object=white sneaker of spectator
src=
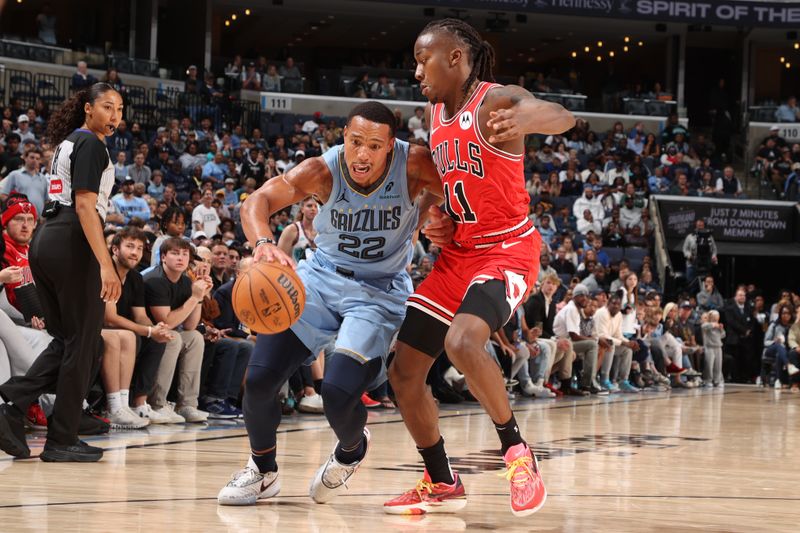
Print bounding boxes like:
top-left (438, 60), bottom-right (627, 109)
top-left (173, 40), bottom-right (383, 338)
top-left (106, 407), bottom-right (149, 429)
top-left (787, 364), bottom-right (800, 377)
top-left (133, 403), bottom-right (174, 424)
top-left (774, 378), bottom-right (782, 389)
top-left (443, 366), bottom-right (465, 389)
top-left (176, 405), bottom-right (209, 423)
top-left (297, 393), bottom-right (324, 414)
top-left (152, 403), bottom-right (186, 423)
top-left (522, 381), bottom-right (556, 398)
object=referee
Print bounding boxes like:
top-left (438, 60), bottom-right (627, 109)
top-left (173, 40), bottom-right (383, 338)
top-left (0, 83), bottom-right (122, 462)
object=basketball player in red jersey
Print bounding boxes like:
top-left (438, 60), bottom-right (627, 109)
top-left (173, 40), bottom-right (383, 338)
top-left (384, 19), bottom-right (575, 517)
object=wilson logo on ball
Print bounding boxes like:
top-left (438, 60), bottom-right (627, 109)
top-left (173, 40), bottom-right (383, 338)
top-left (232, 262), bottom-right (306, 334)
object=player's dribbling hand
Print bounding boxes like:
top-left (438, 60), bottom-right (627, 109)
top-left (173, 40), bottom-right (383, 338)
top-left (487, 109), bottom-right (523, 144)
top-left (421, 206), bottom-right (455, 247)
top-left (254, 242), bottom-right (296, 268)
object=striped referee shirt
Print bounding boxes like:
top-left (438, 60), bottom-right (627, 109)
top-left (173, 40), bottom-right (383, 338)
top-left (49, 129), bottom-right (115, 221)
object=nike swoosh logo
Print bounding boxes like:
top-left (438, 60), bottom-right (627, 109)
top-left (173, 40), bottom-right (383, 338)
top-left (501, 241), bottom-right (521, 249)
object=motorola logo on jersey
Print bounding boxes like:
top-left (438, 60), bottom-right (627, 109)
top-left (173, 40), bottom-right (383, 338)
top-left (431, 139), bottom-right (485, 179)
top-left (329, 205), bottom-right (402, 233)
top-left (459, 111), bottom-right (473, 130)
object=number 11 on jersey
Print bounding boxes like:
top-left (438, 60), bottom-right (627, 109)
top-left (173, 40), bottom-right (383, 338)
top-left (443, 181), bottom-right (477, 224)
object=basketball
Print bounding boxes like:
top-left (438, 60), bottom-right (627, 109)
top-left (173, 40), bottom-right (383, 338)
top-left (232, 261), bottom-right (305, 334)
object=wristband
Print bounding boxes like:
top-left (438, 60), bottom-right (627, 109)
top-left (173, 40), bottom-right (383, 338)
top-left (147, 326), bottom-right (152, 338)
top-left (255, 237), bottom-right (276, 248)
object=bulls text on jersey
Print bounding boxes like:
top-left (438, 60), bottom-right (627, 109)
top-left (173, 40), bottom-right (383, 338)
top-left (431, 139), bottom-right (484, 179)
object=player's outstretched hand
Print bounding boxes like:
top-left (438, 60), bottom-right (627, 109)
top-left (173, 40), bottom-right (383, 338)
top-left (487, 109), bottom-right (523, 144)
top-left (421, 206), bottom-right (455, 247)
top-left (254, 242), bottom-right (297, 268)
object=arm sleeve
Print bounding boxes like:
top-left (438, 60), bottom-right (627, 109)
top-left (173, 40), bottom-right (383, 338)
top-left (72, 138), bottom-right (108, 193)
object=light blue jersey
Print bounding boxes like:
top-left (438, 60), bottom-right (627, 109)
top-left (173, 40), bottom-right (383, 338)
top-left (286, 140), bottom-right (418, 381)
top-left (314, 139), bottom-right (418, 279)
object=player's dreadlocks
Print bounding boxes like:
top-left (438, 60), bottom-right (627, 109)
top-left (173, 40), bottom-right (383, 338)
top-left (420, 18), bottom-right (496, 94)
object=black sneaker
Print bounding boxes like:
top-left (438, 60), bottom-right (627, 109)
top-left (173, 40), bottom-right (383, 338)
top-left (40, 440), bottom-right (103, 462)
top-left (47, 410), bottom-right (110, 436)
top-left (561, 384), bottom-right (590, 397)
top-left (582, 385), bottom-right (609, 395)
top-left (0, 403), bottom-right (30, 458)
top-left (431, 382), bottom-right (464, 404)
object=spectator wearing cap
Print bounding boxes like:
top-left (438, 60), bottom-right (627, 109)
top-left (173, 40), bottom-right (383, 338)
top-left (775, 96), bottom-right (800, 123)
top-left (70, 61), bottom-right (97, 90)
top-left (222, 178), bottom-right (239, 206)
top-left (1, 194), bottom-right (41, 320)
top-left (184, 65), bottom-right (199, 93)
top-left (553, 283), bottom-right (602, 394)
top-left (0, 148), bottom-right (48, 214)
top-left (285, 150), bottom-right (305, 173)
top-left (112, 177), bottom-right (151, 224)
top-left (302, 113), bottom-right (322, 134)
top-left (572, 184), bottom-right (604, 222)
top-left (241, 62), bottom-right (261, 91)
top-left (12, 115), bottom-right (36, 146)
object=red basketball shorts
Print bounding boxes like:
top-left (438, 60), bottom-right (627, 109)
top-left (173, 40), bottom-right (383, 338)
top-left (407, 230), bottom-right (542, 326)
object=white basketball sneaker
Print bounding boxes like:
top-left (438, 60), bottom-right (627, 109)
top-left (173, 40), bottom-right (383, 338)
top-left (309, 428), bottom-right (371, 504)
top-left (218, 457), bottom-right (281, 505)
top-left (133, 403), bottom-right (173, 424)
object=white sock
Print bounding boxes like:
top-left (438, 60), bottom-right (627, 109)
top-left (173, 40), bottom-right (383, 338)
top-left (120, 389), bottom-right (130, 408)
top-left (107, 392), bottom-right (122, 414)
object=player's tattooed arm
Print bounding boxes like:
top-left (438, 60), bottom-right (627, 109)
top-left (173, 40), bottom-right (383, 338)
top-left (484, 85), bottom-right (576, 143)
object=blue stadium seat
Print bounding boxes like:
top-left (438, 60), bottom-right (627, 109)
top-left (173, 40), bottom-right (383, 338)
top-left (604, 247), bottom-right (624, 264)
top-left (624, 247), bottom-right (648, 272)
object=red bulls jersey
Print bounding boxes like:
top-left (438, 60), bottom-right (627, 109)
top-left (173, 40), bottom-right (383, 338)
top-left (429, 81), bottom-right (533, 249)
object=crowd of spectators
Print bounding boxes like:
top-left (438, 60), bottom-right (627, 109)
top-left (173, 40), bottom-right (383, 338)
top-left (0, 79), bottom-right (799, 441)
top-left (751, 123), bottom-right (800, 201)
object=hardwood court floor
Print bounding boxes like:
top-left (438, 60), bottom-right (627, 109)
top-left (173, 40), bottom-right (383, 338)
top-left (1, 385), bottom-right (798, 532)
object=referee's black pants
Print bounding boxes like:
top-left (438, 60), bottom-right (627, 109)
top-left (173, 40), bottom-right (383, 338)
top-left (0, 210), bottom-right (104, 445)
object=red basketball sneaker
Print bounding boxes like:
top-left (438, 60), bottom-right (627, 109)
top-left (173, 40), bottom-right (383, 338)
top-left (383, 470), bottom-right (467, 515)
top-left (26, 403), bottom-right (47, 430)
top-left (360, 393), bottom-right (380, 409)
top-left (501, 443), bottom-right (547, 516)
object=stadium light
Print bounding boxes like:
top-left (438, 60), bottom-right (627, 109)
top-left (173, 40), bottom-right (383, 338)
top-left (597, 41), bottom-right (603, 47)
top-left (231, 14), bottom-right (237, 20)
top-left (224, 20), bottom-right (230, 26)
top-left (571, 51), bottom-right (577, 58)
top-left (596, 55), bottom-right (602, 62)
top-left (623, 46), bottom-right (629, 52)
top-left (609, 51), bottom-right (615, 57)
top-left (638, 41), bottom-right (644, 46)
top-left (584, 46), bottom-right (590, 52)
top-left (787, 63), bottom-right (792, 69)
top-left (795, 43), bottom-right (799, 50)
top-left (245, 9), bottom-right (251, 15)
top-left (624, 36), bottom-right (630, 43)
top-left (780, 56), bottom-right (785, 63)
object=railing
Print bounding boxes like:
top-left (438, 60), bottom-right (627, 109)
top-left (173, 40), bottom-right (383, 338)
top-left (0, 68), bottom-right (261, 134)
top-left (622, 97), bottom-right (677, 117)
top-left (0, 38), bottom-right (68, 66)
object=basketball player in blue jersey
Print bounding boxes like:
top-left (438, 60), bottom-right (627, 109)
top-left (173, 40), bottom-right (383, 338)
top-left (217, 102), bottom-right (451, 505)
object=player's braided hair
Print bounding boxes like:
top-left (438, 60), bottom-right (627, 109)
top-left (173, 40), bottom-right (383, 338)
top-left (421, 18), bottom-right (495, 93)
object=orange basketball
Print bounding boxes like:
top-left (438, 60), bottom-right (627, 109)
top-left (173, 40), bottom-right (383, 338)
top-left (232, 261), bottom-right (306, 334)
